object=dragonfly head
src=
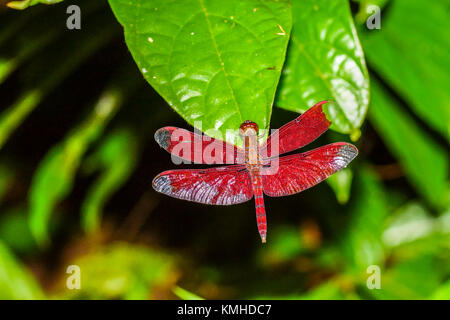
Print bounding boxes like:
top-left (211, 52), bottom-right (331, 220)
top-left (239, 121), bottom-right (259, 137)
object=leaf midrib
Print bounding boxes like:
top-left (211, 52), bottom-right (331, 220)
top-left (198, 0), bottom-right (243, 125)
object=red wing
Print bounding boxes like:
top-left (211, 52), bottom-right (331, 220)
top-left (262, 143), bottom-right (358, 197)
top-left (260, 101), bottom-right (331, 158)
top-left (152, 165), bottom-right (253, 205)
top-left (155, 127), bottom-right (244, 164)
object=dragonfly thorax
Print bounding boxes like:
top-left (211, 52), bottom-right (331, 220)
top-left (240, 121), bottom-right (259, 166)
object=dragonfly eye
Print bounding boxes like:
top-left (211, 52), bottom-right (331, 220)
top-left (239, 121), bottom-right (259, 136)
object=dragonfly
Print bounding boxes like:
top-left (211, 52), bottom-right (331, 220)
top-left (152, 101), bottom-right (358, 243)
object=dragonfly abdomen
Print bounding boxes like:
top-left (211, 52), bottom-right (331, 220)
top-left (250, 169), bottom-right (267, 243)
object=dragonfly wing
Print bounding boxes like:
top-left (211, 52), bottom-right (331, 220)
top-left (152, 165), bottom-right (253, 205)
top-left (155, 127), bottom-right (244, 164)
top-left (262, 143), bottom-right (358, 197)
top-left (260, 101), bottom-right (331, 158)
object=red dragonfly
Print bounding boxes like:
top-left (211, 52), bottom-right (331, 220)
top-left (152, 101), bottom-right (358, 243)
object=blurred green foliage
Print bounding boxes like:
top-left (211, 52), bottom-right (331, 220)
top-left (369, 80), bottom-right (448, 209)
top-left (29, 65), bottom-right (139, 245)
top-left (173, 286), bottom-right (205, 300)
top-left (0, 0), bottom-right (448, 300)
top-left (54, 243), bottom-right (177, 299)
top-left (0, 240), bottom-right (43, 299)
top-left (6, 0), bottom-right (62, 10)
top-left (81, 128), bottom-right (138, 234)
top-left (360, 0), bottom-right (450, 139)
top-left (327, 168), bottom-right (353, 204)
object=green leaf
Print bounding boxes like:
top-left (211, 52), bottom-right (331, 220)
top-left (81, 129), bottom-right (138, 233)
top-left (173, 286), bottom-right (205, 300)
top-left (275, 0), bottom-right (369, 135)
top-left (327, 168), bottom-right (353, 204)
top-left (369, 80), bottom-right (448, 209)
top-left (0, 240), bottom-right (44, 299)
top-left (108, 0), bottom-right (292, 144)
top-left (7, 0), bottom-right (63, 10)
top-left (359, 0), bottom-right (450, 139)
top-left (29, 89), bottom-right (123, 246)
